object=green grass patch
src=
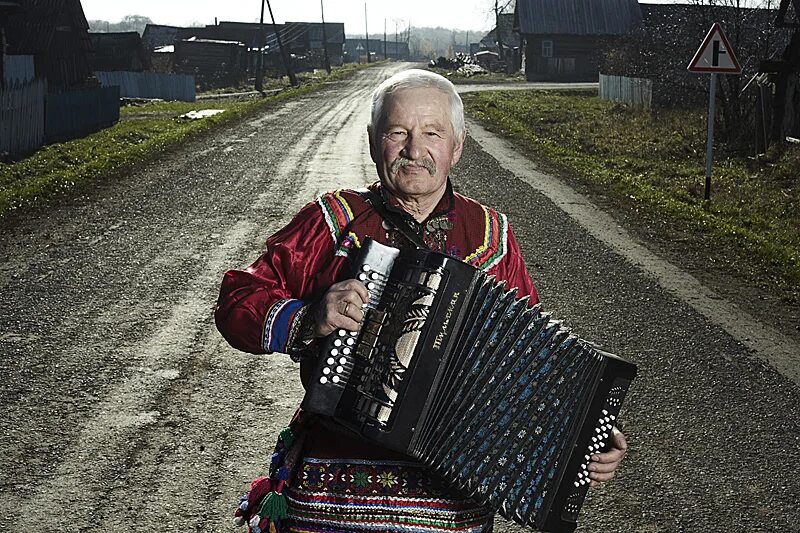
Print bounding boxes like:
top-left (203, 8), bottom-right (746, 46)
top-left (0, 63), bottom-right (377, 218)
top-left (464, 90), bottom-right (800, 299)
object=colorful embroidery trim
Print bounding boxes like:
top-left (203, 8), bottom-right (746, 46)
top-left (284, 458), bottom-right (492, 533)
top-left (464, 207), bottom-right (508, 271)
top-left (317, 190), bottom-right (355, 245)
top-left (263, 299), bottom-right (306, 353)
top-left (335, 231), bottom-right (362, 258)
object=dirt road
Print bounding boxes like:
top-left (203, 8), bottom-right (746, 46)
top-left (1, 63), bottom-right (798, 532)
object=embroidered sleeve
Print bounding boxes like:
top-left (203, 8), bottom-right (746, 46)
top-left (487, 223), bottom-right (539, 306)
top-left (215, 200), bottom-right (338, 355)
top-left (464, 206), bottom-right (509, 271)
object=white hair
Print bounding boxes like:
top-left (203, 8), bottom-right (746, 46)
top-left (368, 69), bottom-right (465, 145)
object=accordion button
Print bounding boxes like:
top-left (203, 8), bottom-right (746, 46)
top-left (362, 265), bottom-right (372, 272)
top-left (330, 349), bottom-right (339, 356)
top-left (339, 357), bottom-right (347, 365)
top-left (342, 348), bottom-right (352, 355)
top-left (332, 376), bottom-right (340, 383)
top-left (370, 272), bottom-right (380, 280)
top-left (334, 339), bottom-right (342, 347)
top-left (367, 282), bottom-right (376, 290)
top-left (320, 376), bottom-right (328, 384)
top-left (323, 368), bottom-right (331, 375)
top-left (338, 330), bottom-right (346, 337)
top-left (358, 273), bottom-right (367, 281)
top-left (327, 358), bottom-right (335, 365)
top-left (574, 482), bottom-right (580, 488)
top-left (336, 366), bottom-right (344, 373)
top-left (346, 338), bottom-right (355, 346)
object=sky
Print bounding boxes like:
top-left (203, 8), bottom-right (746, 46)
top-left (79, 0), bottom-right (684, 34)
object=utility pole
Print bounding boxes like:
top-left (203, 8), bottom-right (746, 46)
top-left (364, 3), bottom-right (370, 63)
top-left (384, 18), bottom-right (387, 60)
top-left (266, 0), bottom-right (297, 86)
top-left (255, 0), bottom-right (266, 92)
top-left (320, 0), bottom-right (331, 74)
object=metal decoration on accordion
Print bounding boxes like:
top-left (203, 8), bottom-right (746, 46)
top-left (301, 238), bottom-right (637, 533)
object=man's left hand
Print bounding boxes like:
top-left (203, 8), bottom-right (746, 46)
top-left (588, 427), bottom-right (627, 487)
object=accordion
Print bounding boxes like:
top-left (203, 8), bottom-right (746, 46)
top-left (301, 238), bottom-right (637, 532)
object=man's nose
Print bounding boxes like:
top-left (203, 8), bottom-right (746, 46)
top-left (401, 134), bottom-right (425, 160)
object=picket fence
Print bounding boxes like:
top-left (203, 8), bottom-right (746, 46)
top-left (95, 71), bottom-right (196, 102)
top-left (599, 74), bottom-right (653, 110)
top-left (0, 79), bottom-right (46, 157)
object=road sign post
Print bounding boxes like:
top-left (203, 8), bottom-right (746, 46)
top-left (687, 23), bottom-right (742, 202)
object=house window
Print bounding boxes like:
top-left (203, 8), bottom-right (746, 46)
top-left (541, 40), bottom-right (553, 58)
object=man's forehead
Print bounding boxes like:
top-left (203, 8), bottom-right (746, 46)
top-left (382, 88), bottom-right (451, 121)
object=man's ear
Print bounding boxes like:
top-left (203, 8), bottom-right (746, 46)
top-left (451, 130), bottom-right (466, 166)
top-left (368, 126), bottom-right (379, 164)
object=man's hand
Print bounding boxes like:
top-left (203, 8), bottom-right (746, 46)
top-left (311, 279), bottom-right (370, 338)
top-left (588, 427), bottom-right (627, 487)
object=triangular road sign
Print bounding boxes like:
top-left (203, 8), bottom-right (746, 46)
top-left (688, 22), bottom-right (742, 74)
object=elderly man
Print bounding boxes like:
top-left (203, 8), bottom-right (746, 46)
top-left (216, 69), bottom-right (627, 533)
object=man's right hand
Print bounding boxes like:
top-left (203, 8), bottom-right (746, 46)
top-left (310, 279), bottom-right (370, 338)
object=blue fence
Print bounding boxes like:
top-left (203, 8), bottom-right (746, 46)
top-left (0, 78), bottom-right (46, 158)
top-left (95, 71), bottom-right (196, 102)
top-left (45, 86), bottom-right (120, 144)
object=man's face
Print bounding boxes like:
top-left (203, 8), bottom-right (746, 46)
top-left (370, 87), bottom-right (464, 202)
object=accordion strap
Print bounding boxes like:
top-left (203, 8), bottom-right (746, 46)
top-left (358, 188), bottom-right (430, 250)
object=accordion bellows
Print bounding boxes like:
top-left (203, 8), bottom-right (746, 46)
top-left (302, 239), bottom-right (637, 532)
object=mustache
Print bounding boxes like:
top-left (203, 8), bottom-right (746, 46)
top-left (390, 157), bottom-right (436, 176)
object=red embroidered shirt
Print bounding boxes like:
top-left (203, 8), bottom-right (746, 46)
top-left (215, 182), bottom-right (538, 357)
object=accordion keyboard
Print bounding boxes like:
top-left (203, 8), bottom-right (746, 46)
top-left (301, 240), bottom-right (399, 416)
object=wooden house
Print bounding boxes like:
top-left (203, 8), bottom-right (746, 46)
top-left (514, 0), bottom-right (642, 81)
top-left (89, 32), bottom-right (150, 72)
top-left (174, 38), bottom-right (246, 88)
top-left (480, 13), bottom-right (521, 71)
top-left (4, 0), bottom-right (94, 90)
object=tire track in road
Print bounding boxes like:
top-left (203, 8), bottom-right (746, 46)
top-left (3, 63), bottom-right (408, 532)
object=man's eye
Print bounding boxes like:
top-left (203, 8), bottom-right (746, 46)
top-left (387, 131), bottom-right (406, 139)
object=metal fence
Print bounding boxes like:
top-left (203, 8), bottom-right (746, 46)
top-left (45, 86), bottom-right (120, 144)
top-left (0, 78), bottom-right (46, 158)
top-left (3, 55), bottom-right (36, 85)
top-left (95, 71), bottom-right (196, 102)
top-left (599, 73), bottom-right (653, 110)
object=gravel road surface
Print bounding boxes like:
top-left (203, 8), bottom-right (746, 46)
top-left (1, 62), bottom-right (798, 533)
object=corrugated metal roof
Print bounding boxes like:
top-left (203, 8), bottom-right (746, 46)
top-left (515, 0), bottom-right (642, 35)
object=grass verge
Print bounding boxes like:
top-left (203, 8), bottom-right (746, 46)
top-left (463, 90), bottom-right (800, 302)
top-left (0, 63), bottom-right (377, 218)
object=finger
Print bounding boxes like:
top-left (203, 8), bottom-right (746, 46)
top-left (588, 457), bottom-right (621, 474)
top-left (341, 300), bottom-right (365, 324)
top-left (588, 469), bottom-right (616, 483)
top-left (337, 279), bottom-right (370, 304)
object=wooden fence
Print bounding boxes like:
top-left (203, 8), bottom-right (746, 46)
top-left (95, 71), bottom-right (196, 102)
top-left (45, 86), bottom-right (120, 144)
top-left (599, 73), bottom-right (653, 110)
top-left (0, 79), bottom-right (46, 158)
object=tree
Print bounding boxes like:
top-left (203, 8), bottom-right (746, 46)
top-left (87, 14), bottom-right (153, 35)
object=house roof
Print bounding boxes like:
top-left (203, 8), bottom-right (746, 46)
top-left (142, 24), bottom-right (199, 51)
top-left (515, 0), bottom-right (642, 35)
top-left (5, 0), bottom-right (92, 54)
top-left (481, 13), bottom-right (520, 48)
